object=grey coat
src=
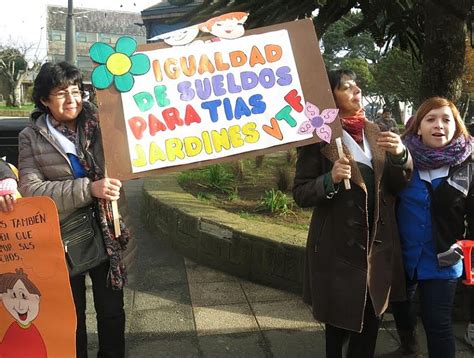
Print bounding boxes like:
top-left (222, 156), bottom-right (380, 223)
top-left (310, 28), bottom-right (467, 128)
top-left (18, 109), bottom-right (136, 268)
top-left (293, 122), bottom-right (411, 332)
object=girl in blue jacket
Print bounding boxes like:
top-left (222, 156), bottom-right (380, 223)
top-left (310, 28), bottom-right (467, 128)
top-left (392, 97), bottom-right (473, 358)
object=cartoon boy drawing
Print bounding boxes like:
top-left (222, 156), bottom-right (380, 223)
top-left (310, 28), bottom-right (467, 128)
top-left (148, 24), bottom-right (200, 46)
top-left (0, 268), bottom-right (47, 358)
top-left (199, 12), bottom-right (249, 40)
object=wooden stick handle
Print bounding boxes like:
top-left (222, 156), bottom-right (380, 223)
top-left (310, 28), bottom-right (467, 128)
top-left (335, 137), bottom-right (351, 190)
top-left (104, 169), bottom-right (121, 237)
top-left (111, 200), bottom-right (121, 238)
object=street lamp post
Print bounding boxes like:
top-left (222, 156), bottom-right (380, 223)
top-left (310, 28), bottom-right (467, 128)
top-left (65, 0), bottom-right (76, 65)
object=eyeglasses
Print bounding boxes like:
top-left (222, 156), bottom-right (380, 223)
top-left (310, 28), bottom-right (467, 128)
top-left (50, 89), bottom-right (83, 100)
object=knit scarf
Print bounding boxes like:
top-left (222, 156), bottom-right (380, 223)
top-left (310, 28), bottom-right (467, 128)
top-left (51, 102), bottom-right (130, 290)
top-left (341, 109), bottom-right (366, 143)
top-left (404, 133), bottom-right (472, 170)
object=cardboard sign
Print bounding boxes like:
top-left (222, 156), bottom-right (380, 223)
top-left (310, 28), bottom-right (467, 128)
top-left (95, 18), bottom-right (341, 180)
top-left (0, 197), bottom-right (76, 358)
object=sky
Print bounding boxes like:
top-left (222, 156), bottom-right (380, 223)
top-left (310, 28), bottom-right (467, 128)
top-left (0, 0), bottom-right (160, 60)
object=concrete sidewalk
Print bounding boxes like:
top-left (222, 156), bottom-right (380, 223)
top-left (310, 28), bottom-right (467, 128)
top-left (84, 179), bottom-right (474, 357)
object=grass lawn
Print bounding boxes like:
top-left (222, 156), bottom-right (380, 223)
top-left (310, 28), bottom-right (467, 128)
top-left (0, 104), bottom-right (34, 111)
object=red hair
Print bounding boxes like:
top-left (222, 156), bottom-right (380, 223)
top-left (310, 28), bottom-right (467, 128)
top-left (403, 96), bottom-right (469, 140)
top-left (199, 12), bottom-right (249, 32)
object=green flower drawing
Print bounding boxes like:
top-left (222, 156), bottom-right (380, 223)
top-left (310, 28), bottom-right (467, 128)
top-left (89, 36), bottom-right (150, 93)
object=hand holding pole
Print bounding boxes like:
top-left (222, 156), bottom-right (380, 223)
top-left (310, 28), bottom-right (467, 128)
top-left (335, 137), bottom-right (351, 190)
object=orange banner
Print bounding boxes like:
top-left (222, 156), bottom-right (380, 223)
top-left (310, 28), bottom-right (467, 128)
top-left (0, 197), bottom-right (76, 358)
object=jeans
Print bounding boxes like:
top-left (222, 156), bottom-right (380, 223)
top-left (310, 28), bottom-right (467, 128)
top-left (70, 261), bottom-right (125, 358)
top-left (391, 276), bottom-right (457, 358)
top-left (325, 297), bottom-right (380, 358)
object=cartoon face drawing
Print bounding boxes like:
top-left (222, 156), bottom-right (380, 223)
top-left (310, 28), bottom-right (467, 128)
top-left (208, 18), bottom-right (246, 39)
top-left (200, 12), bottom-right (249, 40)
top-left (149, 25), bottom-right (199, 46)
top-left (1, 279), bottom-right (40, 326)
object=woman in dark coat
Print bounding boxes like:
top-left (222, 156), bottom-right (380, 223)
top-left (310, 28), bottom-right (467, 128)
top-left (292, 69), bottom-right (412, 357)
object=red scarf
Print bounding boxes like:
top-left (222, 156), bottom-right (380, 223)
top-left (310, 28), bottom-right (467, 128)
top-left (341, 109), bottom-right (366, 143)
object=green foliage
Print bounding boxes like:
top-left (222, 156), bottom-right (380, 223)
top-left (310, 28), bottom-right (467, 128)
top-left (179, 164), bottom-right (236, 196)
top-left (372, 47), bottom-right (422, 106)
top-left (207, 164), bottom-right (235, 193)
top-left (177, 168), bottom-right (209, 185)
top-left (196, 192), bottom-right (214, 201)
top-left (0, 48), bottom-right (28, 80)
top-left (0, 104), bottom-right (34, 110)
top-left (340, 57), bottom-right (377, 97)
top-left (0, 44), bottom-right (41, 107)
top-left (322, 12), bottom-right (381, 67)
top-left (184, 0), bottom-right (469, 102)
top-left (321, 14), bottom-right (422, 106)
top-left (227, 190), bottom-right (239, 201)
top-left (260, 189), bottom-right (292, 214)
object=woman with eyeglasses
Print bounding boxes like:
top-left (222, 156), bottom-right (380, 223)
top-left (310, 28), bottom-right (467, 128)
top-left (17, 61), bottom-right (136, 358)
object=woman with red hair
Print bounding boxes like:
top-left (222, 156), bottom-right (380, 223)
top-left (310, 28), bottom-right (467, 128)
top-left (392, 97), bottom-right (473, 357)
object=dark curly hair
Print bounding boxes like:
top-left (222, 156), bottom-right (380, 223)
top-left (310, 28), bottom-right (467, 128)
top-left (32, 61), bottom-right (84, 112)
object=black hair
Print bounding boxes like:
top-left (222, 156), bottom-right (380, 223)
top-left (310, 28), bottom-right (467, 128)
top-left (326, 69), bottom-right (357, 93)
top-left (32, 61), bottom-right (84, 111)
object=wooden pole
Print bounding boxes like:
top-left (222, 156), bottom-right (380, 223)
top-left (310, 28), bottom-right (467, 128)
top-left (111, 201), bottom-right (121, 238)
top-left (104, 169), bottom-right (121, 237)
top-left (335, 137), bottom-right (351, 190)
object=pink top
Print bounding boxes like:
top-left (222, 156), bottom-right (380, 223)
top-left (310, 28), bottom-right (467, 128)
top-left (0, 178), bottom-right (17, 195)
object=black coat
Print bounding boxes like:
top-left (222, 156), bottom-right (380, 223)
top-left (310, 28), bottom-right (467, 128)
top-left (427, 157), bottom-right (474, 262)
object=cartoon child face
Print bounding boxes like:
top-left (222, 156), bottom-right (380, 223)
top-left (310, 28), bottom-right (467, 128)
top-left (155, 25), bottom-right (199, 46)
top-left (1, 279), bottom-right (40, 326)
top-left (207, 17), bottom-right (248, 39)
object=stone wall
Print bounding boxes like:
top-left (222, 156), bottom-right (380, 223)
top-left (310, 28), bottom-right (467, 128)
top-left (142, 173), bottom-right (307, 293)
top-left (141, 173), bottom-right (473, 320)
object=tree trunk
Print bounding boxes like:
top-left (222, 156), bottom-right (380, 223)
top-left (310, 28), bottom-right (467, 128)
top-left (6, 94), bottom-right (14, 107)
top-left (5, 78), bottom-right (15, 107)
top-left (419, 0), bottom-right (470, 103)
top-left (13, 82), bottom-right (22, 107)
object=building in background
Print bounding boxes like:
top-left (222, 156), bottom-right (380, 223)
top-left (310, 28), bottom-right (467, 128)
top-left (47, 5), bottom-right (146, 83)
top-left (140, 0), bottom-right (204, 40)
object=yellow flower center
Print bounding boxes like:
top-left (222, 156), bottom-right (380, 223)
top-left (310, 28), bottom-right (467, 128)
top-left (106, 53), bottom-right (132, 76)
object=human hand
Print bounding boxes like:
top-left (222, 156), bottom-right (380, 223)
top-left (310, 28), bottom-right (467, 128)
top-left (0, 193), bottom-right (16, 212)
top-left (376, 131), bottom-right (405, 156)
top-left (331, 157), bottom-right (351, 184)
top-left (91, 178), bottom-right (122, 201)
